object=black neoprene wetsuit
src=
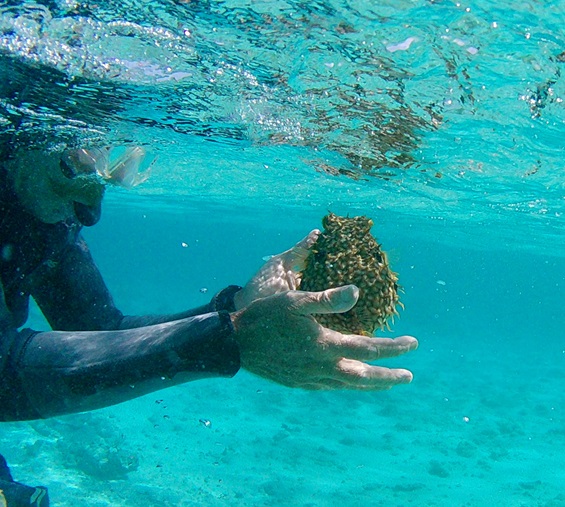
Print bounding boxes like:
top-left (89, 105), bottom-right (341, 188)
top-left (0, 168), bottom-right (241, 422)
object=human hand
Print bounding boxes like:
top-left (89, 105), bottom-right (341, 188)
top-left (231, 285), bottom-right (418, 390)
top-left (233, 229), bottom-right (320, 310)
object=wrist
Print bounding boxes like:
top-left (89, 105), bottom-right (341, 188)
top-left (228, 309), bottom-right (243, 339)
top-left (228, 309), bottom-right (253, 372)
top-left (211, 285), bottom-right (243, 312)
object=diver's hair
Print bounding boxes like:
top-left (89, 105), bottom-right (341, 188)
top-left (0, 54), bottom-right (129, 157)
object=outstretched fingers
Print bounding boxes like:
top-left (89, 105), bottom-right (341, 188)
top-left (323, 333), bottom-right (418, 361)
top-left (333, 358), bottom-right (414, 390)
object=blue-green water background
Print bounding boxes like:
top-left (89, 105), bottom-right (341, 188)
top-left (2, 0), bottom-right (565, 505)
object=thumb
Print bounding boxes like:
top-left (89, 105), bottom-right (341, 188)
top-left (285, 229), bottom-right (320, 271)
top-left (290, 285), bottom-right (359, 316)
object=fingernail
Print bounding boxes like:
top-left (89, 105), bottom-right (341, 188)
top-left (307, 229), bottom-right (320, 244)
top-left (397, 335), bottom-right (419, 350)
top-left (398, 370), bottom-right (413, 383)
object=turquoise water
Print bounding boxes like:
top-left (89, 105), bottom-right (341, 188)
top-left (1, 1), bottom-right (565, 506)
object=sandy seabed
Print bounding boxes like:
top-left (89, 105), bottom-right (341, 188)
top-left (4, 322), bottom-right (564, 507)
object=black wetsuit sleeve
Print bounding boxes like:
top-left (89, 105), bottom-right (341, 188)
top-left (118, 284), bottom-right (243, 329)
top-left (0, 238), bottom-right (243, 422)
top-left (31, 236), bottom-right (124, 331)
top-left (0, 244), bottom-right (240, 421)
top-left (31, 236), bottom-right (242, 331)
top-left (0, 312), bottom-right (240, 421)
top-left (0, 281), bottom-right (16, 375)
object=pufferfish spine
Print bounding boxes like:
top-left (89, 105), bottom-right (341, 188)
top-left (298, 212), bottom-right (401, 336)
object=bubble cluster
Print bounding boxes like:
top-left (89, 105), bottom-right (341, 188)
top-left (299, 213), bottom-right (401, 336)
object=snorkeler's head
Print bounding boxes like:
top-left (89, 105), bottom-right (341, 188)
top-left (7, 146), bottom-right (151, 226)
top-left (6, 149), bottom-right (105, 226)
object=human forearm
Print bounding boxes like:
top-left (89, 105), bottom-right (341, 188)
top-left (0, 312), bottom-right (240, 421)
top-left (117, 285), bottom-right (242, 329)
